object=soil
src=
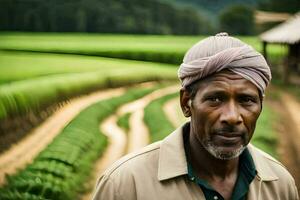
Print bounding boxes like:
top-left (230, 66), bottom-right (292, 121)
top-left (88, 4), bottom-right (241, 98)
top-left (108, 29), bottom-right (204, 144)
top-left (275, 91), bottom-right (300, 194)
top-left (163, 97), bottom-right (187, 128)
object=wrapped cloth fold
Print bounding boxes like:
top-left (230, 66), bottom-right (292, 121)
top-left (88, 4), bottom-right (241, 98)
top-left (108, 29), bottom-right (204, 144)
top-left (178, 45), bottom-right (271, 95)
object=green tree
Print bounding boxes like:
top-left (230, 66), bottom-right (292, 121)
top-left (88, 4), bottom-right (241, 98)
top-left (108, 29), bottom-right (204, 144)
top-left (219, 5), bottom-right (255, 35)
top-left (0, 0), bottom-right (213, 34)
top-left (258, 0), bottom-right (300, 14)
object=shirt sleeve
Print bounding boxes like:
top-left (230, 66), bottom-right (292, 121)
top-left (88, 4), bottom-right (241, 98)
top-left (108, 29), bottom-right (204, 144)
top-left (293, 183), bottom-right (299, 200)
top-left (92, 175), bottom-right (122, 200)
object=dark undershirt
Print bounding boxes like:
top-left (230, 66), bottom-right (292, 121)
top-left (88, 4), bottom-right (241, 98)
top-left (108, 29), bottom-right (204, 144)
top-left (182, 123), bottom-right (257, 200)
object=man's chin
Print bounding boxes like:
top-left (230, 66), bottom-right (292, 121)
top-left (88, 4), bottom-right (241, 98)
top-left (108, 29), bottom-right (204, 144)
top-left (203, 142), bottom-right (247, 160)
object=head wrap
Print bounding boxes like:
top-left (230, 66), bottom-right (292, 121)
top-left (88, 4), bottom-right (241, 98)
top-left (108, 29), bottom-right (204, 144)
top-left (178, 33), bottom-right (272, 94)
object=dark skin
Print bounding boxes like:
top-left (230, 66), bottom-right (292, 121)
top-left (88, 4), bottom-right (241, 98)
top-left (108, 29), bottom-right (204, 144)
top-left (180, 70), bottom-right (262, 200)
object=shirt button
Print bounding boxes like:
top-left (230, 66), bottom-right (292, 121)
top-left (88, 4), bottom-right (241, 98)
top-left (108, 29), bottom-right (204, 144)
top-left (189, 177), bottom-right (195, 181)
top-left (213, 196), bottom-right (218, 200)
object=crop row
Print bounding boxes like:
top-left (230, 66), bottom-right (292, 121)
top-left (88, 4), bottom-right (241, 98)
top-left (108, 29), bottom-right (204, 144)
top-left (0, 51), bottom-right (176, 84)
top-left (0, 33), bottom-right (287, 65)
top-left (144, 94), bottom-right (278, 157)
top-left (144, 92), bottom-right (179, 142)
top-left (0, 84), bottom-right (162, 200)
top-left (116, 112), bottom-right (131, 133)
top-left (0, 53), bottom-right (177, 121)
top-left (0, 51), bottom-right (177, 154)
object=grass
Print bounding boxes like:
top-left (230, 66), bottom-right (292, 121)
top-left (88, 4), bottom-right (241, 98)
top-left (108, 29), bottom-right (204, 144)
top-left (0, 85), bottom-right (161, 200)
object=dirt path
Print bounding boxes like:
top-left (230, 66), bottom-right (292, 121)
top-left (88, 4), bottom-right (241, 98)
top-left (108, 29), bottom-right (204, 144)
top-left (99, 115), bottom-right (128, 173)
top-left (280, 92), bottom-right (300, 141)
top-left (119, 85), bottom-right (180, 153)
top-left (80, 114), bottom-right (129, 200)
top-left (163, 97), bottom-right (187, 128)
top-left (0, 88), bottom-right (125, 185)
top-left (82, 84), bottom-right (179, 200)
top-left (276, 92), bottom-right (300, 193)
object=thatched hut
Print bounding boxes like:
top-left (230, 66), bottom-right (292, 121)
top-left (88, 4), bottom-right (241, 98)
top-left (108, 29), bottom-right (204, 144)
top-left (260, 12), bottom-right (300, 83)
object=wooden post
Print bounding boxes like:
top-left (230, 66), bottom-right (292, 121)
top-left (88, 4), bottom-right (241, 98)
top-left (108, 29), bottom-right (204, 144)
top-left (262, 41), bottom-right (268, 62)
top-left (283, 44), bottom-right (293, 84)
top-left (290, 44), bottom-right (299, 72)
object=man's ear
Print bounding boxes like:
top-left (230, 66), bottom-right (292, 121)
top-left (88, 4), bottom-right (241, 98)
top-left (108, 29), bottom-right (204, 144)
top-left (180, 89), bottom-right (192, 117)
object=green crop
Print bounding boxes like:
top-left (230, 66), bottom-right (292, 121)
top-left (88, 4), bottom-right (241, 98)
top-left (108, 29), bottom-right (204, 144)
top-left (252, 104), bottom-right (278, 158)
top-left (0, 52), bottom-right (177, 120)
top-left (117, 112), bottom-right (131, 133)
top-left (0, 33), bottom-right (286, 65)
top-left (0, 51), bottom-right (176, 84)
top-left (144, 92), bottom-right (179, 142)
top-left (0, 85), bottom-right (162, 200)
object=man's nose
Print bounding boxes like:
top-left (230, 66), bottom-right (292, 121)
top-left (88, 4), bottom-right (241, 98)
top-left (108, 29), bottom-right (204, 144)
top-left (220, 101), bottom-right (242, 125)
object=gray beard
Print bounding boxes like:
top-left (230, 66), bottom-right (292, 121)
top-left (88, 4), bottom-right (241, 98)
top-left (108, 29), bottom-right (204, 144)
top-left (201, 140), bottom-right (247, 160)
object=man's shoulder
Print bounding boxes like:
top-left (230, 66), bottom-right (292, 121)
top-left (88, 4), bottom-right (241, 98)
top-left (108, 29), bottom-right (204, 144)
top-left (248, 144), bottom-right (299, 199)
top-left (248, 144), bottom-right (295, 182)
top-left (93, 142), bottom-right (165, 200)
top-left (102, 141), bottom-right (161, 179)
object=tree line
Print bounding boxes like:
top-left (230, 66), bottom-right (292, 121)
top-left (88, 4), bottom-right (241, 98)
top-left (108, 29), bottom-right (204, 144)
top-left (0, 0), bottom-right (213, 35)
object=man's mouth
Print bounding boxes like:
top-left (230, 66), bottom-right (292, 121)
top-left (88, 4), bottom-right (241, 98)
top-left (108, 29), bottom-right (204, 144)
top-left (216, 131), bottom-right (243, 137)
top-left (213, 131), bottom-right (244, 145)
top-left (215, 134), bottom-right (241, 141)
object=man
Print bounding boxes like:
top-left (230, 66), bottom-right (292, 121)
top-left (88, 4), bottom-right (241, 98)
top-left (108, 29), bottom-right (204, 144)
top-left (92, 33), bottom-right (299, 200)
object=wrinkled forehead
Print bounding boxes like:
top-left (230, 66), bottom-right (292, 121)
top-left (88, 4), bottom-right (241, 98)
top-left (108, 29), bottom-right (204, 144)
top-left (190, 69), bottom-right (262, 98)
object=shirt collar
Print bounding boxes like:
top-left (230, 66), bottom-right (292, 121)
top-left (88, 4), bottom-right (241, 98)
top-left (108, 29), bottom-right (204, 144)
top-left (247, 144), bottom-right (279, 181)
top-left (157, 123), bottom-right (279, 182)
top-left (157, 124), bottom-right (188, 181)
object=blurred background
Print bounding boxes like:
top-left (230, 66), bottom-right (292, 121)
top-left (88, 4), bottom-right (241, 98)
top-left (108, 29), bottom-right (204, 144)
top-left (0, 0), bottom-right (299, 199)
top-left (0, 0), bottom-right (299, 34)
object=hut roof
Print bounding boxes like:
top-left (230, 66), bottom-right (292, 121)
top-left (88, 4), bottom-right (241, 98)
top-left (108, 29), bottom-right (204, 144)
top-left (260, 12), bottom-right (300, 44)
top-left (255, 10), bottom-right (291, 24)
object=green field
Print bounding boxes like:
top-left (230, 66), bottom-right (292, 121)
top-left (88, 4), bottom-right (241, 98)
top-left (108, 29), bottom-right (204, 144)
top-left (0, 85), bottom-right (162, 200)
top-left (0, 51), bottom-right (176, 84)
top-left (0, 32), bottom-right (283, 157)
top-left (144, 92), bottom-right (178, 142)
top-left (0, 33), bottom-right (282, 153)
top-left (0, 32), bottom-right (287, 64)
top-left (0, 51), bottom-right (177, 120)
top-left (252, 104), bottom-right (278, 158)
top-left (0, 33), bottom-right (282, 199)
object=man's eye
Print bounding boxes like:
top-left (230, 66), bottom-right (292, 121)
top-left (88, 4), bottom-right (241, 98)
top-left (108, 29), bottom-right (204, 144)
top-left (207, 97), bottom-right (221, 102)
top-left (240, 96), bottom-right (256, 104)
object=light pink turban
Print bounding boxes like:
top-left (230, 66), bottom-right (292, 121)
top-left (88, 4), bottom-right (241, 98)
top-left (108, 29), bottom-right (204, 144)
top-left (178, 33), bottom-right (272, 94)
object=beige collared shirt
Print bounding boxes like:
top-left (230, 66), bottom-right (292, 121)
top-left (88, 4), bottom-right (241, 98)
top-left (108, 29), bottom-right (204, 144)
top-left (92, 125), bottom-right (299, 200)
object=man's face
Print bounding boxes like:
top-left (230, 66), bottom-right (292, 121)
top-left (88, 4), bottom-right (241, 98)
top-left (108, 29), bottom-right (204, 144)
top-left (181, 70), bottom-right (262, 160)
